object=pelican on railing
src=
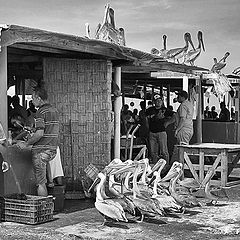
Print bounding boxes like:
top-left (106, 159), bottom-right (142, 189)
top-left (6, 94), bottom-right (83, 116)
top-left (183, 31), bottom-right (205, 66)
top-left (163, 32), bottom-right (195, 63)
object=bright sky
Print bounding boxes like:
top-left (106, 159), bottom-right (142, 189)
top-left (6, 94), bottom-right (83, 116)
top-left (0, 0), bottom-right (239, 74)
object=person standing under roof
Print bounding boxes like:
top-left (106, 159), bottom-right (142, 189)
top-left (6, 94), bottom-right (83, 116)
top-left (218, 102), bottom-right (230, 122)
top-left (146, 94), bottom-right (170, 167)
top-left (11, 95), bottom-right (28, 122)
top-left (165, 90), bottom-right (194, 163)
top-left (16, 83), bottom-right (60, 196)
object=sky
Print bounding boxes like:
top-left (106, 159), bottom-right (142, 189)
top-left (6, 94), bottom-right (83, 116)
top-left (0, 0), bottom-right (240, 74)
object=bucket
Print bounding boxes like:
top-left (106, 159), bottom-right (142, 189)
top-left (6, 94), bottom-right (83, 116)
top-left (48, 185), bottom-right (65, 212)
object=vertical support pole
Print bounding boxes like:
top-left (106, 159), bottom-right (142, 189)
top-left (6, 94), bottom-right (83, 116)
top-left (236, 85), bottom-right (240, 143)
top-left (144, 81), bottom-right (147, 106)
top-left (167, 84), bottom-right (170, 107)
top-left (196, 75), bottom-right (202, 144)
top-left (0, 47), bottom-right (7, 134)
top-left (114, 67), bottom-right (122, 159)
top-left (183, 75), bottom-right (188, 92)
top-left (22, 79), bottom-right (26, 107)
top-left (160, 85), bottom-right (163, 96)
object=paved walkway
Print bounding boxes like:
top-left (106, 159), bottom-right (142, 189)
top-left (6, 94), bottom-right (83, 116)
top-left (1, 198), bottom-right (240, 240)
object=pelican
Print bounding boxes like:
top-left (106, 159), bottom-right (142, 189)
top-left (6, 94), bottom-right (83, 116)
top-left (114, 163), bottom-right (165, 221)
top-left (93, 172), bottom-right (128, 225)
top-left (211, 52), bottom-right (230, 73)
top-left (152, 168), bottom-right (184, 213)
top-left (177, 177), bottom-right (201, 193)
top-left (204, 170), bottom-right (229, 205)
top-left (169, 168), bottom-right (202, 208)
top-left (164, 32), bottom-right (195, 63)
top-left (159, 35), bottom-right (168, 57)
top-left (85, 23), bottom-right (91, 38)
top-left (183, 31), bottom-right (205, 66)
top-left (232, 66), bottom-right (240, 75)
top-left (151, 35), bottom-right (167, 57)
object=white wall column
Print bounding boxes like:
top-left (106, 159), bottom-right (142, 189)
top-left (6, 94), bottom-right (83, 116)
top-left (196, 75), bottom-right (202, 143)
top-left (0, 47), bottom-right (7, 134)
top-left (114, 67), bottom-right (122, 159)
top-left (183, 75), bottom-right (188, 92)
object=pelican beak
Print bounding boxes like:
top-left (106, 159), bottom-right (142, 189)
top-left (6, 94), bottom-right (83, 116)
top-left (188, 34), bottom-right (196, 51)
top-left (151, 159), bottom-right (166, 172)
top-left (200, 36), bottom-right (205, 52)
top-left (88, 177), bottom-right (101, 193)
top-left (111, 164), bottom-right (137, 175)
top-left (105, 163), bottom-right (128, 174)
top-left (161, 168), bottom-right (178, 182)
top-left (148, 175), bottom-right (156, 186)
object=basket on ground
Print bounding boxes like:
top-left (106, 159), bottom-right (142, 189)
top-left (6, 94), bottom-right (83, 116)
top-left (0, 195), bottom-right (54, 224)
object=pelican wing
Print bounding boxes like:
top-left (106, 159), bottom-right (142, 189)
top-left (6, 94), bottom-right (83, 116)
top-left (95, 200), bottom-right (128, 222)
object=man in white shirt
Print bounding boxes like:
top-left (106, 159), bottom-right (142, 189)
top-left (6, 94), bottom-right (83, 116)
top-left (165, 90), bottom-right (194, 165)
top-left (174, 90), bottom-right (194, 145)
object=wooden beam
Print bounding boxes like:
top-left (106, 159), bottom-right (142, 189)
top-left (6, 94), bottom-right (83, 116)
top-left (0, 47), bottom-right (8, 134)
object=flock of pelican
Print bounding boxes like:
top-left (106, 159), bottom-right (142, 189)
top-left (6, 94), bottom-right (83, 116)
top-left (151, 31), bottom-right (205, 65)
top-left (89, 158), bottom-right (225, 225)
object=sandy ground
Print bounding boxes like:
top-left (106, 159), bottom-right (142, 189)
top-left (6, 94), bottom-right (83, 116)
top-left (1, 197), bottom-right (240, 240)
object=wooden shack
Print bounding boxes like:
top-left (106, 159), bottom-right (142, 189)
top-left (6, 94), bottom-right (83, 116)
top-left (0, 24), bottom-right (207, 194)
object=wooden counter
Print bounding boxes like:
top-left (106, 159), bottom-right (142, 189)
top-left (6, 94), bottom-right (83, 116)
top-left (178, 143), bottom-right (240, 187)
top-left (0, 144), bottom-right (36, 195)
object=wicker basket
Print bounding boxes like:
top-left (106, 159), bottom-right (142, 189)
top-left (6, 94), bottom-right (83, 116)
top-left (0, 195), bottom-right (54, 225)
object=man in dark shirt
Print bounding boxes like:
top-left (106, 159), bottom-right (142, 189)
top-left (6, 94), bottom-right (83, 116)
top-left (146, 94), bottom-right (170, 166)
top-left (16, 84), bottom-right (59, 196)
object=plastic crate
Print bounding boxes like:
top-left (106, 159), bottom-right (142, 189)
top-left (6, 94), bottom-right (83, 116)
top-left (84, 164), bottom-right (99, 181)
top-left (0, 195), bottom-right (54, 225)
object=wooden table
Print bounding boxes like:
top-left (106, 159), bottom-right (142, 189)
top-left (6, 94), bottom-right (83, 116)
top-left (177, 143), bottom-right (240, 187)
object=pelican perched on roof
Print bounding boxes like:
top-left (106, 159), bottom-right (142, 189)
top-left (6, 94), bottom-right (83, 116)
top-left (183, 31), bottom-right (205, 66)
top-left (164, 32), bottom-right (195, 63)
top-left (85, 23), bottom-right (91, 39)
top-left (232, 66), bottom-right (240, 75)
top-left (151, 35), bottom-right (168, 57)
top-left (211, 52), bottom-right (230, 73)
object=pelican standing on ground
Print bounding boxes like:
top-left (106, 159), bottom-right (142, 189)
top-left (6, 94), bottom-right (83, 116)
top-left (164, 32), bottom-right (195, 63)
top-left (92, 172), bottom-right (128, 225)
top-left (169, 168), bottom-right (202, 208)
top-left (183, 31), bottom-right (205, 66)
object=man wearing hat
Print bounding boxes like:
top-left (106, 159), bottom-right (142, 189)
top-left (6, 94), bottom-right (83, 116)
top-left (146, 94), bottom-right (171, 166)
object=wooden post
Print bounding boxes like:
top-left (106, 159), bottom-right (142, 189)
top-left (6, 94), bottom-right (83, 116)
top-left (144, 81), bottom-right (147, 106)
top-left (0, 47), bottom-right (7, 134)
top-left (114, 67), bottom-right (122, 159)
top-left (22, 79), bottom-right (26, 108)
top-left (196, 75), bottom-right (202, 143)
top-left (167, 84), bottom-right (170, 107)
